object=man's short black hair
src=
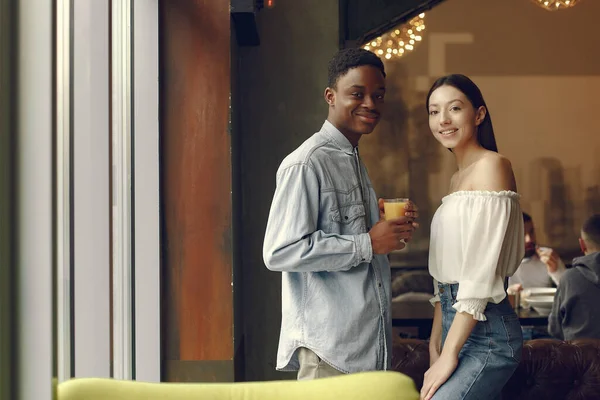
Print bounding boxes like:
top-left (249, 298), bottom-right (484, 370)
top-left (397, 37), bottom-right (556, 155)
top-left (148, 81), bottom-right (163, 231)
top-left (582, 214), bottom-right (600, 248)
top-left (327, 48), bottom-right (386, 89)
top-left (523, 212), bottom-right (532, 223)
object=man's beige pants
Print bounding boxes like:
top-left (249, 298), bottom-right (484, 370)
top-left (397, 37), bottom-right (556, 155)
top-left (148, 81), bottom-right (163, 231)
top-left (296, 347), bottom-right (345, 380)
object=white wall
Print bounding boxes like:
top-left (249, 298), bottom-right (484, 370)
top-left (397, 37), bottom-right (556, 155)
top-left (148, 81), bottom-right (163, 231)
top-left (17, 0), bottom-right (54, 398)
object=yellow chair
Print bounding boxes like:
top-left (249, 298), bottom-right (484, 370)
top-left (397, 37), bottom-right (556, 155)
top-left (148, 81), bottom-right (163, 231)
top-left (57, 371), bottom-right (419, 400)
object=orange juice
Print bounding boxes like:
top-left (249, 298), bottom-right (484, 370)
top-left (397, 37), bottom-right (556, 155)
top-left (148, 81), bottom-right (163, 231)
top-left (383, 198), bottom-right (409, 220)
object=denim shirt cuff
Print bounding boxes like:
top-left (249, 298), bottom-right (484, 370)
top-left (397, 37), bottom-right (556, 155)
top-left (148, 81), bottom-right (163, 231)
top-left (355, 233), bottom-right (373, 264)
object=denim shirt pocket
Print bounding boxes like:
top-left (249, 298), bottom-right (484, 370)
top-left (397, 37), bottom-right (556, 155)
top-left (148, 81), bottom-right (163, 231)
top-left (329, 203), bottom-right (367, 235)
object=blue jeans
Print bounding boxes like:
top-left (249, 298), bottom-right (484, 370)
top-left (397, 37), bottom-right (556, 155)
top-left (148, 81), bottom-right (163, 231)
top-left (431, 283), bottom-right (523, 400)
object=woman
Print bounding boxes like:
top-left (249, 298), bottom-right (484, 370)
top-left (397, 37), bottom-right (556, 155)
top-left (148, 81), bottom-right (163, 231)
top-left (420, 74), bottom-right (524, 400)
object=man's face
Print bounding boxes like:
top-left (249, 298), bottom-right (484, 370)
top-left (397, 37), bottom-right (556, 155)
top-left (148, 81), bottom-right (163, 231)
top-left (325, 65), bottom-right (386, 143)
top-left (524, 220), bottom-right (537, 258)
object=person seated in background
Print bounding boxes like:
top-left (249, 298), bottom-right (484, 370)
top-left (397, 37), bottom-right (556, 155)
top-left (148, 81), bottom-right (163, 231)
top-left (509, 212), bottom-right (566, 292)
top-left (548, 214), bottom-right (600, 340)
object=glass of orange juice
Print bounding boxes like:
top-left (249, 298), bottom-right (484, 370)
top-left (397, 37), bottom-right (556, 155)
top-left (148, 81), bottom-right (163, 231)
top-left (383, 198), bottom-right (409, 221)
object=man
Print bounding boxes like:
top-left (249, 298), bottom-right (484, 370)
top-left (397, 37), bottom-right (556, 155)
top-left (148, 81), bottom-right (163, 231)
top-left (548, 214), bottom-right (600, 340)
top-left (509, 212), bottom-right (566, 290)
top-left (263, 48), bottom-right (417, 380)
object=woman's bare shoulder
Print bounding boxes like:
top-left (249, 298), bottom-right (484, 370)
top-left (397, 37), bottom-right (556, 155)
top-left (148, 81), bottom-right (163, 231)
top-left (472, 152), bottom-right (517, 192)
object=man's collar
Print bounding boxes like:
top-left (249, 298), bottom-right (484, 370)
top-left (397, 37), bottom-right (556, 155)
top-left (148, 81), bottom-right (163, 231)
top-left (321, 120), bottom-right (355, 155)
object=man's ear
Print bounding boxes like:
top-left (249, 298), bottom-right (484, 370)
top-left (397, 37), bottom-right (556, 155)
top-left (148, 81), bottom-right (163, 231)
top-left (579, 237), bottom-right (587, 255)
top-left (475, 105), bottom-right (487, 126)
top-left (324, 87), bottom-right (335, 106)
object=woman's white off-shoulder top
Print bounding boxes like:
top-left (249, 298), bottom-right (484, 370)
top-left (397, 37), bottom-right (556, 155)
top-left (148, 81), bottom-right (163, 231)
top-left (428, 190), bottom-right (525, 321)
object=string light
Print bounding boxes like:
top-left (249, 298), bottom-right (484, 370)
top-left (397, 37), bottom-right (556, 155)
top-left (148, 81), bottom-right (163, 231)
top-left (363, 13), bottom-right (426, 60)
top-left (531, 0), bottom-right (581, 11)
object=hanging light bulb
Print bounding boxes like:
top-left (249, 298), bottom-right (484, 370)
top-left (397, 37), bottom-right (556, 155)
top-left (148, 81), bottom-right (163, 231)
top-left (531, 0), bottom-right (581, 11)
top-left (362, 13), bottom-right (426, 60)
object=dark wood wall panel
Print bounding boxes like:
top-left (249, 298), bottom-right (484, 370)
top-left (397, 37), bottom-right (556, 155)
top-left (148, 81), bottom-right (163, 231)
top-left (161, 0), bottom-right (233, 373)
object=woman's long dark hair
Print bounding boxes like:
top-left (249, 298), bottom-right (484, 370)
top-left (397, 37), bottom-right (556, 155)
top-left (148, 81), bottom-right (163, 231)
top-left (425, 74), bottom-right (498, 153)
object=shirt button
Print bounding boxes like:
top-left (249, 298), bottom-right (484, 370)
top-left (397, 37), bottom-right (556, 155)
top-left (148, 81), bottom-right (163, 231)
top-left (378, 283), bottom-right (382, 288)
top-left (439, 288), bottom-right (445, 293)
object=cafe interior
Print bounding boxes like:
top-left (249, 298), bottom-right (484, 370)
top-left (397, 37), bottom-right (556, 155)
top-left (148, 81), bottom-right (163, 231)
top-left (4, 0), bottom-right (600, 399)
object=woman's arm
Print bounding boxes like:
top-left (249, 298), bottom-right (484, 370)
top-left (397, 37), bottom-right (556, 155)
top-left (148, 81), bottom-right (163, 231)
top-left (439, 312), bottom-right (478, 357)
top-left (421, 312), bottom-right (478, 400)
top-left (429, 302), bottom-right (442, 366)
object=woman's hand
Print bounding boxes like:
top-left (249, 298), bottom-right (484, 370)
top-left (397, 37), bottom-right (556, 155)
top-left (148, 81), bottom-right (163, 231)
top-left (420, 352), bottom-right (458, 400)
top-left (421, 311), bottom-right (476, 399)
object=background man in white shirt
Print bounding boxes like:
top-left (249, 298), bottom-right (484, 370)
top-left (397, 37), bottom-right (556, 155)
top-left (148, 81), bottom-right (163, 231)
top-left (509, 212), bottom-right (566, 290)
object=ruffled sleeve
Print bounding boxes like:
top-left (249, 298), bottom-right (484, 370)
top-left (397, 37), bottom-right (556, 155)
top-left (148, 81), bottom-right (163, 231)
top-left (453, 191), bottom-right (524, 321)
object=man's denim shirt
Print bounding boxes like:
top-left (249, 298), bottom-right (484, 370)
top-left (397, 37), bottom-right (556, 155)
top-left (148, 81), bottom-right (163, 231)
top-left (263, 120), bottom-right (392, 373)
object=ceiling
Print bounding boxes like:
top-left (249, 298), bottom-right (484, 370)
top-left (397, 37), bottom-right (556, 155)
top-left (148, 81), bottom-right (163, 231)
top-left (340, 0), bottom-right (447, 47)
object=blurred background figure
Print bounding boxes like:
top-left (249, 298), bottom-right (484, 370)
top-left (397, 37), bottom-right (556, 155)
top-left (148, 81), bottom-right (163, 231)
top-left (509, 212), bottom-right (566, 291)
top-left (548, 214), bottom-right (600, 340)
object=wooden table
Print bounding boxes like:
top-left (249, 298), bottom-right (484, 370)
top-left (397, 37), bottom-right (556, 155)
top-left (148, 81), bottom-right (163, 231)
top-left (392, 301), bottom-right (549, 339)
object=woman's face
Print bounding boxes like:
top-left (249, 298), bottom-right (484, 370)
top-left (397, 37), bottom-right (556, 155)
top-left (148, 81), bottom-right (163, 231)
top-left (427, 85), bottom-right (484, 150)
